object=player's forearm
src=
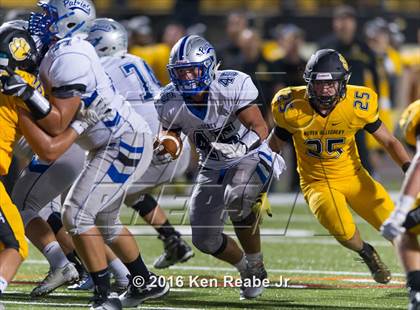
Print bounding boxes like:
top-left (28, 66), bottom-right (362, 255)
top-left (268, 130), bottom-right (286, 154)
top-left (36, 106), bottom-right (67, 136)
top-left (18, 109), bottom-right (78, 162)
top-left (36, 95), bottom-right (81, 136)
top-left (383, 136), bottom-right (411, 168)
top-left (238, 104), bottom-right (268, 140)
top-left (252, 122), bottom-right (269, 140)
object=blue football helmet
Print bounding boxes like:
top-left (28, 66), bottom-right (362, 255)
top-left (167, 35), bottom-right (217, 96)
top-left (28, 0), bottom-right (96, 46)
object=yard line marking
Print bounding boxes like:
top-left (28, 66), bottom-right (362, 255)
top-left (21, 260), bottom-right (405, 278)
top-left (1, 300), bottom-right (87, 307)
top-left (155, 192), bottom-right (399, 208)
top-left (342, 278), bottom-right (405, 284)
top-left (1, 300), bottom-right (202, 310)
top-left (166, 265), bottom-right (406, 277)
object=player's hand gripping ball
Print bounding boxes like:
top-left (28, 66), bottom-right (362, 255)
top-left (152, 131), bottom-right (183, 164)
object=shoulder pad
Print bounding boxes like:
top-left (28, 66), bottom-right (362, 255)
top-left (272, 87), bottom-right (313, 131)
top-left (156, 83), bottom-right (178, 104)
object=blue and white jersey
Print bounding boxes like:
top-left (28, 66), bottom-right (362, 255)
top-left (39, 35), bottom-right (150, 150)
top-left (155, 70), bottom-right (258, 169)
top-left (99, 53), bottom-right (161, 136)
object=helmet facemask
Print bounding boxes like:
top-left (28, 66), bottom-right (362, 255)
top-left (167, 56), bottom-right (215, 96)
top-left (307, 78), bottom-right (347, 112)
top-left (28, 3), bottom-right (59, 46)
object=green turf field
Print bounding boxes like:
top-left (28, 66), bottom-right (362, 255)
top-left (1, 200), bottom-right (409, 309)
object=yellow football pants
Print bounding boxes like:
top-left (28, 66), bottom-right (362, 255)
top-left (0, 182), bottom-right (28, 259)
top-left (301, 168), bottom-right (395, 241)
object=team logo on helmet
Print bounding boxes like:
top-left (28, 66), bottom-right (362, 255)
top-left (9, 37), bottom-right (31, 61)
top-left (338, 53), bottom-right (349, 71)
top-left (63, 0), bottom-right (92, 15)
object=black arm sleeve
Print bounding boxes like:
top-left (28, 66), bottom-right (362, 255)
top-left (364, 118), bottom-right (382, 134)
top-left (274, 126), bottom-right (293, 141)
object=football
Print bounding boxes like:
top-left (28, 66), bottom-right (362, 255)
top-left (154, 131), bottom-right (183, 160)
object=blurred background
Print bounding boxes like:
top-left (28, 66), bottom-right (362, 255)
top-left (1, 0), bottom-right (419, 193)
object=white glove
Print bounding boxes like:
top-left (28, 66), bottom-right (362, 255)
top-left (151, 140), bottom-right (173, 165)
top-left (78, 95), bottom-right (111, 126)
top-left (380, 212), bottom-right (406, 241)
top-left (380, 195), bottom-right (415, 241)
top-left (211, 141), bottom-right (247, 159)
top-left (70, 119), bottom-right (90, 136)
top-left (258, 141), bottom-right (286, 180)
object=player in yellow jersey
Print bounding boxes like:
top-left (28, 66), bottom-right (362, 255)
top-left (0, 23), bottom-right (40, 296)
top-left (0, 22), bottom-right (85, 298)
top-left (269, 49), bottom-right (411, 284)
top-left (381, 99), bottom-right (420, 309)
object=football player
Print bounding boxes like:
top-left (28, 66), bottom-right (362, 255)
top-left (0, 24), bottom-right (34, 299)
top-left (0, 20), bottom-right (85, 298)
top-left (381, 99), bottom-right (420, 309)
top-left (155, 35), bottom-right (286, 299)
top-left (1, 1), bottom-right (168, 309)
top-left (268, 49), bottom-right (411, 284)
top-left (31, 17), bottom-right (195, 291)
top-left (87, 17), bottom-right (194, 270)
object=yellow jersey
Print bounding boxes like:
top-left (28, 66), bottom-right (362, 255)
top-left (0, 70), bottom-right (43, 175)
top-left (399, 99), bottom-right (420, 147)
top-left (272, 85), bottom-right (379, 182)
top-left (129, 43), bottom-right (170, 85)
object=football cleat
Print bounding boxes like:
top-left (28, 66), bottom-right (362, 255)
top-left (153, 235), bottom-right (194, 269)
top-left (110, 280), bottom-right (129, 294)
top-left (359, 243), bottom-right (391, 284)
top-left (119, 273), bottom-right (170, 307)
top-left (409, 290), bottom-right (420, 310)
top-left (90, 292), bottom-right (121, 310)
top-left (240, 262), bottom-right (268, 300)
top-left (68, 271), bottom-right (94, 291)
top-left (31, 263), bottom-right (79, 297)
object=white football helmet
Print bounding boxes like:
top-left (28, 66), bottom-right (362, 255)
top-left (28, 0), bottom-right (96, 45)
top-left (87, 18), bottom-right (127, 57)
top-left (167, 35), bottom-right (217, 95)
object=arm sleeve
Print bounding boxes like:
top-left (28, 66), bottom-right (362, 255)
top-left (274, 126), bottom-right (293, 142)
top-left (48, 53), bottom-right (91, 98)
top-left (364, 118), bottom-right (382, 134)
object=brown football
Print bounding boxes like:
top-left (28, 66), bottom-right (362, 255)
top-left (153, 131), bottom-right (183, 160)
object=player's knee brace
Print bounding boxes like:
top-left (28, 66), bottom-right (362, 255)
top-left (130, 194), bottom-right (158, 217)
top-left (231, 212), bottom-right (257, 229)
top-left (47, 212), bottom-right (63, 235)
top-left (192, 233), bottom-right (226, 255)
top-left (407, 271), bottom-right (420, 292)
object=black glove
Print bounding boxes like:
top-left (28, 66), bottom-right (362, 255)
top-left (0, 73), bottom-right (34, 100)
top-left (0, 72), bottom-right (51, 120)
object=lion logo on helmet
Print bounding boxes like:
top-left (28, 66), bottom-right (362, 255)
top-left (9, 37), bottom-right (31, 61)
